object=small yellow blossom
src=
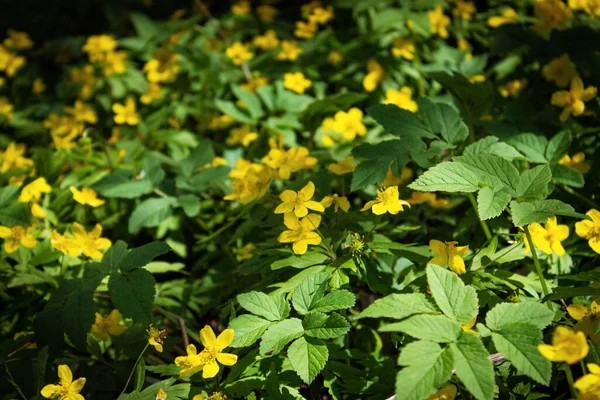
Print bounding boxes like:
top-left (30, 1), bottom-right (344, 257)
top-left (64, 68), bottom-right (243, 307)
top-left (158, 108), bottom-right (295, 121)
top-left (576, 209), bottom-right (600, 254)
top-left (428, 6), bottom-right (450, 38)
top-left (91, 310), bottom-right (127, 340)
top-left (321, 108), bottom-right (367, 142)
top-left (0, 225), bottom-right (37, 253)
top-left (534, 0), bottom-right (572, 35)
top-left (32, 78), bottom-right (46, 94)
top-left (524, 217), bottom-right (569, 256)
top-left (327, 50), bottom-right (344, 66)
top-left (428, 240), bottom-right (469, 275)
top-left (226, 42), bottom-right (253, 66)
top-left (568, 300), bottom-right (600, 343)
top-left (82, 34), bottom-right (118, 62)
top-left (41, 365), bottom-right (86, 400)
top-left (538, 325), bottom-right (589, 364)
top-left (70, 223), bottom-right (112, 260)
top-left (551, 76), bottom-right (597, 122)
top-left (500, 79), bottom-right (527, 97)
top-left (453, 0), bottom-right (476, 20)
top-left (361, 186), bottom-right (410, 215)
top-left (391, 38), bottom-right (415, 60)
top-left (277, 41), bottom-right (303, 61)
top-left (209, 114), bottom-right (235, 130)
top-left (428, 384), bottom-right (457, 400)
top-left (231, 0), bottom-right (250, 15)
top-left (543, 54), bottom-right (577, 88)
top-left (66, 100), bottom-right (97, 124)
top-left (283, 72), bottom-right (312, 94)
top-left (18, 177), bottom-right (51, 203)
top-left (261, 142), bottom-right (317, 180)
top-left (321, 194), bottom-right (351, 213)
top-left (328, 157), bottom-right (356, 175)
top-left (70, 186), bottom-right (105, 207)
top-left (379, 167), bottom-right (413, 187)
top-left (295, 20), bottom-right (318, 39)
top-left (469, 75), bottom-right (486, 84)
top-left (102, 50), bottom-right (127, 76)
top-left (147, 325), bottom-right (166, 353)
top-left (0, 44), bottom-right (26, 77)
top-left (253, 30), bottom-right (279, 50)
top-left (362, 59), bottom-right (384, 92)
top-left (240, 75), bottom-right (268, 93)
top-left (50, 231), bottom-right (81, 257)
top-left (257, 5), bottom-right (277, 23)
top-left (275, 181), bottom-right (324, 217)
top-left (559, 152), bottom-right (591, 174)
top-left (385, 87), bottom-right (418, 112)
top-left (156, 387), bottom-right (168, 400)
top-left (224, 159), bottom-right (272, 204)
top-left (175, 325), bottom-right (237, 378)
top-left (278, 213), bottom-right (322, 255)
top-left (227, 125), bottom-right (258, 147)
top-left (112, 97), bottom-right (140, 126)
top-left (141, 83), bottom-right (162, 104)
top-left (0, 96), bottom-right (14, 120)
top-left (574, 363), bottom-right (600, 399)
top-left (488, 7), bottom-right (518, 27)
top-left (4, 29), bottom-right (33, 50)
top-left (236, 243), bottom-right (256, 261)
top-left (309, 6), bottom-right (334, 24)
top-left (144, 50), bottom-right (180, 83)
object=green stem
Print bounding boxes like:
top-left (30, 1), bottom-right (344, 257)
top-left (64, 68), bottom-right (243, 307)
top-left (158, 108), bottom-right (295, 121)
top-left (565, 364), bottom-right (578, 399)
top-left (581, 360), bottom-right (588, 375)
top-left (523, 225), bottom-right (552, 309)
top-left (119, 343), bottom-right (149, 397)
top-left (560, 184), bottom-right (600, 210)
top-left (467, 193), bottom-right (492, 240)
top-left (5, 365), bottom-right (27, 400)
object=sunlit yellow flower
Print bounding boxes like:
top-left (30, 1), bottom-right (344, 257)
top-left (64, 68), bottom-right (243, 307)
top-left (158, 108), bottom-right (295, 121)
top-left (321, 108), bottom-right (366, 142)
top-left (18, 177), bottom-right (51, 203)
top-left (144, 50), bottom-right (180, 83)
top-left (141, 83), bottom-right (162, 104)
top-left (574, 363), bottom-right (600, 400)
top-left (428, 6), bottom-right (450, 38)
top-left (156, 387), bottom-right (167, 400)
top-left (65, 100), bottom-right (97, 124)
top-left (0, 142), bottom-right (33, 173)
top-left (32, 78), bottom-right (46, 94)
top-left (361, 186), bottom-right (410, 215)
top-left (225, 41), bottom-right (253, 66)
top-left (112, 97), bottom-right (139, 125)
top-left (428, 384), bottom-right (457, 400)
top-left (0, 225), bottom-right (37, 253)
top-left (362, 59), bottom-right (384, 92)
top-left (231, 0), bottom-right (250, 15)
top-left (82, 34), bottom-right (118, 62)
top-left (524, 217), bottom-right (569, 256)
top-left (226, 125), bottom-right (258, 147)
top-left (499, 78), bottom-right (528, 97)
top-left (391, 38), bottom-right (415, 60)
top-left (576, 209), bottom-right (600, 254)
top-left (252, 30), bottom-right (279, 50)
top-left (551, 76), bottom-right (597, 122)
top-left (31, 203), bottom-right (47, 219)
top-left (257, 5), bottom-right (277, 23)
top-left (4, 29), bottom-right (33, 50)
top-left (538, 325), bottom-right (589, 364)
top-left (327, 50), bottom-right (344, 66)
top-left (309, 6), bottom-right (334, 24)
top-left (0, 96), bottom-right (14, 120)
top-left (295, 20), bottom-right (318, 39)
top-left (41, 365), bottom-right (86, 400)
top-left (568, 300), bottom-right (600, 343)
top-left (543, 54), bottom-right (577, 88)
top-left (559, 152), bottom-right (591, 174)
top-left (428, 240), bottom-right (469, 275)
top-left (51, 231), bottom-right (81, 257)
top-left (277, 40), bottom-right (303, 61)
top-left (385, 87), bottom-right (418, 112)
top-left (328, 157), bottom-right (356, 175)
top-left (487, 7), bottom-right (518, 27)
top-left (102, 50), bottom-right (127, 76)
top-left (224, 159), bottom-right (272, 204)
top-left (278, 213), bottom-right (322, 255)
top-left (236, 243), bottom-right (256, 261)
top-left (175, 325), bottom-right (237, 378)
top-left (261, 142), bottom-right (317, 180)
top-left (275, 181), bottom-right (324, 217)
top-left (147, 325), bottom-right (166, 353)
top-left (453, 0), bottom-right (476, 20)
top-left (69, 223), bottom-right (111, 260)
top-left (379, 167), bottom-right (413, 187)
top-left (91, 310), bottom-right (127, 340)
top-left (534, 0), bottom-right (572, 35)
top-left (321, 194), bottom-right (351, 213)
top-left (70, 186), bottom-right (105, 207)
top-left (283, 72), bottom-right (312, 94)
top-left (0, 44), bottom-right (26, 77)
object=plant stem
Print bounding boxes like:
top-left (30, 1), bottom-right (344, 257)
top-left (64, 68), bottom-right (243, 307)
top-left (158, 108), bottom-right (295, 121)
top-left (565, 364), bottom-right (578, 399)
top-left (5, 365), bottom-right (27, 400)
top-left (523, 225), bottom-right (552, 309)
top-left (560, 184), bottom-right (600, 210)
top-left (467, 193), bottom-right (492, 240)
top-left (119, 343), bottom-right (149, 397)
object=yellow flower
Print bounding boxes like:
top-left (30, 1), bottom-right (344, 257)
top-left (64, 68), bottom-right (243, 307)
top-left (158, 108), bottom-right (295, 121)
top-left (4, 29), bottom-right (33, 50)
top-left (275, 181), bottom-right (325, 217)
top-left (391, 38), bottom-right (415, 60)
top-left (385, 87), bottom-right (418, 112)
top-left (361, 186), bottom-right (410, 215)
top-left (428, 384), bottom-right (457, 400)
top-left (428, 6), bottom-right (450, 38)
top-left (362, 59), bottom-right (384, 92)
top-left (31, 203), bottom-right (47, 219)
top-left (499, 78), bottom-right (527, 97)
top-left (277, 40), bottom-right (303, 61)
top-left (102, 50), bottom-right (127, 76)
top-left (568, 300), bottom-right (600, 343)
top-left (487, 7), bottom-right (518, 27)
top-left (192, 396), bottom-right (205, 400)
top-left (91, 310), bottom-right (127, 340)
top-left (70, 223), bottom-right (112, 260)
top-left (175, 325), bottom-right (237, 378)
top-left (144, 50), bottom-right (180, 83)
top-left (231, 0), bottom-right (250, 15)
top-left (70, 186), bottom-right (105, 207)
top-left (253, 30), bottom-right (279, 50)
top-left (574, 363), bottom-right (600, 400)
top-left (65, 100), bottom-right (97, 124)
top-left (453, 0), bottom-right (476, 20)
top-left (0, 44), bottom-right (26, 77)
top-left (428, 240), bottom-right (469, 275)
top-left (18, 177), bottom-right (51, 203)
top-left (408, 192), bottom-right (453, 209)
top-left (327, 50), bottom-right (344, 66)
top-left (226, 125), bottom-right (258, 147)
top-left (461, 316), bottom-right (478, 334)
top-left (156, 387), bottom-right (167, 400)
top-left (543, 54), bottom-right (577, 88)
top-left (0, 142), bottom-right (34, 173)
top-left (469, 75), bottom-right (486, 84)
top-left (70, 65), bottom-right (97, 99)
top-left (551, 76), bottom-right (597, 122)
top-left (322, 108), bottom-right (366, 141)
top-left (41, 365), bottom-right (86, 400)
top-left (147, 325), bottom-right (166, 353)
top-left (257, 5), bottom-right (277, 23)
top-left (0, 225), bottom-right (37, 253)
top-left (236, 243), bottom-right (256, 261)
top-left (309, 6), bottom-right (334, 24)
top-left (321, 194), bottom-right (351, 213)
top-left (524, 217), bottom-right (569, 256)
top-left (570, 0), bottom-right (600, 17)
top-left (283, 72), bottom-right (312, 94)
top-left (576, 209), bottom-right (600, 254)
top-left (379, 167), bottom-right (413, 187)
top-left (82, 35), bottom-right (118, 62)
top-left (538, 325), bottom-right (589, 364)
top-left (261, 143), bottom-right (317, 180)
top-left (32, 78), bottom-right (46, 94)
top-left (559, 152), bottom-right (591, 174)
top-left (225, 42), bottom-right (253, 66)
top-left (278, 213), bottom-right (322, 255)
top-left (112, 97), bottom-right (139, 126)
top-left (224, 159), bottom-right (272, 204)
top-left (328, 157), bottom-right (356, 175)
top-left (240, 74), bottom-right (268, 93)
top-left (51, 231), bottom-right (81, 257)
top-left (141, 83), bottom-right (162, 104)
top-left (534, 0), bottom-right (572, 35)
top-left (209, 114), bottom-right (235, 130)
top-left (0, 96), bottom-right (14, 120)
top-left (295, 20), bottom-right (318, 39)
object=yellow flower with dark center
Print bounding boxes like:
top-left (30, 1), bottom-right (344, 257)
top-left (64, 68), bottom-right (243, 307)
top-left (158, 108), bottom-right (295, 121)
top-left (321, 194), bottom-right (351, 213)
top-left (226, 125), bottom-right (258, 147)
top-left (283, 72), bottom-right (312, 94)
top-left (225, 42), bottom-right (253, 66)
top-left (147, 325), bottom-right (166, 352)
top-left (428, 384), bottom-right (457, 400)
top-left (175, 325), bottom-right (237, 378)
top-left (18, 177), bottom-right (51, 203)
top-left (543, 54), bottom-right (577, 88)
top-left (551, 76), bottom-right (597, 122)
top-left (428, 6), bottom-right (450, 38)
top-left (559, 152), bottom-right (591, 174)
top-left (524, 217), bottom-right (569, 256)
top-left (385, 87), bottom-right (418, 112)
top-left (362, 59), bottom-right (384, 92)
top-left (277, 40), bottom-right (303, 61)
top-left (568, 300), bottom-right (600, 343)
top-left (70, 186), bottom-right (105, 207)
top-left (574, 363), bottom-right (600, 400)
top-left (275, 181), bottom-right (324, 217)
top-left (576, 209), bottom-right (600, 254)
top-left (91, 310), bottom-right (127, 340)
top-left (391, 38), bottom-right (415, 60)
top-left (0, 225), bottom-right (37, 253)
top-left (361, 186), bottom-right (410, 215)
top-left (41, 365), bottom-right (86, 400)
top-left (112, 97), bottom-right (139, 126)
top-left (278, 213), bottom-right (322, 255)
top-left (538, 325), bottom-right (589, 364)
top-left (487, 7), bottom-right (518, 27)
top-left (253, 30), bottom-right (279, 50)
top-left (453, 0), bottom-right (476, 20)
top-left (428, 240), bottom-right (469, 275)
top-left (534, 0), bottom-right (572, 35)
top-left (328, 156), bottom-right (356, 175)
top-left (257, 5), bottom-right (277, 23)
top-left (294, 21), bottom-right (318, 39)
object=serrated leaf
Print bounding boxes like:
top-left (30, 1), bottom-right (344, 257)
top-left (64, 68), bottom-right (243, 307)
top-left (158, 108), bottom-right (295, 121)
top-left (464, 136), bottom-right (524, 161)
top-left (108, 269), bottom-right (156, 324)
top-left (454, 154), bottom-right (520, 194)
top-left (485, 301), bottom-right (553, 331)
top-left (215, 99), bottom-right (254, 123)
top-left (351, 140), bottom-right (411, 190)
top-left (359, 293), bottom-right (438, 319)
top-left (270, 252), bottom-right (330, 270)
top-left (92, 170), bottom-right (154, 199)
top-left (259, 318), bottom-right (304, 356)
top-left (303, 312), bottom-right (350, 339)
top-left (426, 265), bottom-right (478, 324)
top-left (545, 131), bottom-right (571, 163)
top-left (237, 291), bottom-right (289, 321)
top-left (450, 332), bottom-right (494, 400)
top-left (367, 104), bottom-right (435, 138)
top-left (229, 315), bottom-right (272, 347)
top-left (508, 133), bottom-right (548, 164)
top-left (477, 187), bottom-right (510, 220)
top-left (63, 282), bottom-right (96, 351)
top-left (552, 164), bottom-right (585, 188)
top-left (101, 241), bottom-right (128, 273)
top-left (120, 242), bottom-right (170, 272)
top-left (408, 161), bottom-right (480, 193)
top-left (516, 165), bottom-right (552, 200)
top-left (510, 199), bottom-right (588, 226)
top-left (128, 198), bottom-right (175, 234)
top-left (292, 272), bottom-right (329, 315)
top-left (232, 85), bottom-right (264, 120)
top-left (417, 98), bottom-right (468, 146)
top-left (491, 323), bottom-right (551, 384)
top-left (311, 290), bottom-right (355, 313)
top-left (381, 314), bottom-right (462, 342)
top-left (287, 336), bottom-right (328, 384)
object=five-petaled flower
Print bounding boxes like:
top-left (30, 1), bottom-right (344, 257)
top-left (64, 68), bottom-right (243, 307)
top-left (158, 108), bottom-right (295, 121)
top-left (112, 97), bottom-right (139, 125)
top-left (567, 300), bottom-right (600, 343)
top-left (574, 363), bottom-right (600, 400)
top-left (538, 325), bottom-right (589, 364)
top-left (0, 225), bottom-right (37, 253)
top-left (91, 310), bottom-right (127, 340)
top-left (428, 240), bottom-right (469, 275)
top-left (524, 216), bottom-right (569, 256)
top-left (175, 325), bottom-right (237, 378)
top-left (147, 325), bottom-right (166, 353)
top-left (70, 187), bottom-right (105, 207)
top-left (283, 72), bottom-right (312, 94)
top-left (277, 212), bottom-right (322, 255)
top-left (41, 364), bottom-right (86, 400)
top-left (551, 76), bottom-right (597, 122)
top-left (361, 186), bottom-right (410, 215)
top-left (275, 181), bottom-right (324, 217)
top-left (576, 209), bottom-right (600, 254)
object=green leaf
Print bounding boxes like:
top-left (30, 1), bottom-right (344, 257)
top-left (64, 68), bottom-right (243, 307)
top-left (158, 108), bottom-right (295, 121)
top-left (130, 12), bottom-right (160, 39)
top-left (417, 98), bottom-right (468, 146)
top-left (454, 154), bottom-right (520, 194)
top-left (270, 252), bottom-right (330, 270)
top-left (128, 197), bottom-right (175, 234)
top-left (232, 85), bottom-right (264, 120)
top-left (491, 323), bottom-right (551, 384)
top-left (229, 315), bottom-right (272, 347)
top-left (215, 99), bottom-right (254, 123)
top-left (450, 332), bottom-right (494, 400)
top-left (92, 170), bottom-right (154, 199)
top-left (0, 202), bottom-right (30, 226)
top-left (477, 187), bottom-right (511, 220)
top-left (311, 290), bottom-right (355, 313)
top-left (426, 265), bottom-right (478, 324)
top-left (516, 165), bottom-right (552, 200)
top-left (237, 291), bottom-right (289, 321)
top-left (510, 199), bottom-right (588, 226)
top-left (367, 104), bottom-right (435, 139)
top-left (101, 241), bottom-right (128, 273)
top-left (303, 312), bottom-right (350, 339)
top-left (178, 194), bottom-right (200, 217)
top-left (464, 136), bottom-right (523, 161)
top-left (259, 318), bottom-right (304, 356)
top-left (292, 272), bottom-right (330, 315)
top-left (485, 301), bottom-right (554, 331)
top-left (428, 71), bottom-right (493, 121)
top-left (121, 242), bottom-right (170, 272)
top-left (351, 140), bottom-right (410, 190)
top-left (62, 281), bottom-right (97, 351)
top-left (358, 293), bottom-right (437, 319)
top-left (287, 336), bottom-right (328, 384)
top-left (545, 131), bottom-right (571, 163)
top-left (179, 141), bottom-right (215, 177)
top-left (552, 164), bottom-right (585, 188)
top-left (408, 161), bottom-right (480, 193)
top-left (508, 133), bottom-right (548, 164)
top-left (381, 314), bottom-right (462, 343)
top-left (108, 269), bottom-right (156, 324)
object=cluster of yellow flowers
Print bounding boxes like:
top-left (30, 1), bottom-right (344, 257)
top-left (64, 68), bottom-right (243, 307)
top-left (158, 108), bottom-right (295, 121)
top-left (294, 1), bottom-right (334, 39)
top-left (0, 29), bottom-right (31, 78)
top-left (142, 47), bottom-right (180, 104)
top-left (82, 34), bottom-right (127, 77)
top-left (43, 100), bottom-right (98, 149)
top-left (50, 223), bottom-right (111, 260)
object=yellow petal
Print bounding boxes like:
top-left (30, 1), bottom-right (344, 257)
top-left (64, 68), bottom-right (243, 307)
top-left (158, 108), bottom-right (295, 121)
top-left (299, 181), bottom-right (315, 200)
top-left (567, 304), bottom-right (588, 321)
top-left (41, 384), bottom-right (61, 398)
top-left (200, 325), bottom-right (217, 348)
top-left (448, 255), bottom-right (466, 275)
top-left (70, 377), bottom-right (86, 393)
top-left (215, 329), bottom-right (235, 350)
top-left (217, 352), bottom-right (238, 366)
top-left (279, 190), bottom-right (297, 203)
top-left (576, 220), bottom-right (594, 238)
top-left (274, 203), bottom-right (294, 214)
top-left (58, 364), bottom-right (73, 386)
top-left (186, 344), bottom-right (198, 356)
top-left (537, 344), bottom-right (558, 361)
top-left (429, 240), bottom-right (446, 255)
top-left (202, 360), bottom-right (219, 378)
top-left (283, 212), bottom-right (301, 230)
top-left (590, 237), bottom-right (600, 254)
top-left (0, 226), bottom-right (12, 238)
